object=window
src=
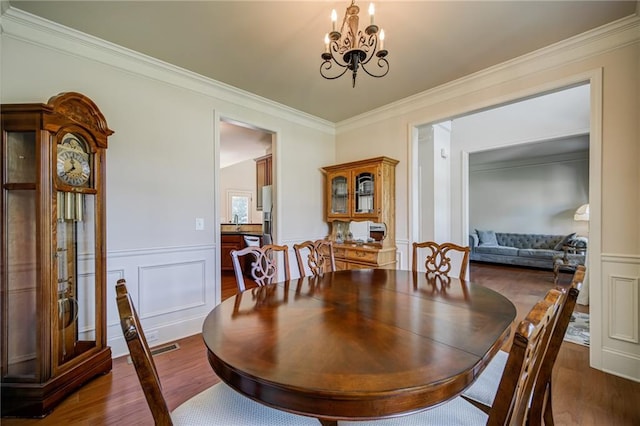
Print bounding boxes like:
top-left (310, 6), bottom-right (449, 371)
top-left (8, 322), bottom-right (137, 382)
top-left (227, 190), bottom-right (252, 224)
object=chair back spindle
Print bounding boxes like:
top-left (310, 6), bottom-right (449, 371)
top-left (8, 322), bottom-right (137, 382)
top-left (489, 289), bottom-right (563, 426)
top-left (293, 239), bottom-right (336, 277)
top-left (231, 244), bottom-right (290, 292)
top-left (528, 266), bottom-right (585, 425)
top-left (412, 241), bottom-right (470, 280)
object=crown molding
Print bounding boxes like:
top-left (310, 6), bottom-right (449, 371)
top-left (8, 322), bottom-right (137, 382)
top-left (336, 14), bottom-right (640, 133)
top-left (469, 150), bottom-right (589, 173)
top-left (1, 7), bottom-right (335, 135)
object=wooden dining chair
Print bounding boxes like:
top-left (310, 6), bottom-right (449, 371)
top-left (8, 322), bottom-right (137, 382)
top-left (340, 288), bottom-right (563, 426)
top-left (231, 244), bottom-right (290, 292)
top-left (293, 239), bottom-right (336, 277)
top-left (461, 266), bottom-right (585, 425)
top-left (412, 241), bottom-right (471, 280)
top-left (116, 279), bottom-right (318, 426)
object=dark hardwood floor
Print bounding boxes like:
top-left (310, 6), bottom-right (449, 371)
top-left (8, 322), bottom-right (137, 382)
top-left (3, 264), bottom-right (639, 425)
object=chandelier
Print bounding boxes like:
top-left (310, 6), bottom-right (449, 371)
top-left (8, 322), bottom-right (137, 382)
top-left (320, 1), bottom-right (389, 87)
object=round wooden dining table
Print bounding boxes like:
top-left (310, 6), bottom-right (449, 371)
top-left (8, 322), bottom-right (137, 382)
top-left (202, 269), bottom-right (516, 424)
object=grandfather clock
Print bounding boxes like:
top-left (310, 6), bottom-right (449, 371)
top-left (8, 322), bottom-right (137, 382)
top-left (1, 92), bottom-right (113, 417)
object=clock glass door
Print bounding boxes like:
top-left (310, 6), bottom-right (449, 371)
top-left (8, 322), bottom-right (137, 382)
top-left (54, 131), bottom-right (97, 368)
top-left (2, 130), bottom-right (39, 380)
top-left (55, 191), bottom-right (97, 366)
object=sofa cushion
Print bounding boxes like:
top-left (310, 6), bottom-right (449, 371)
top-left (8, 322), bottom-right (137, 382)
top-left (476, 229), bottom-right (498, 246)
top-left (518, 249), bottom-right (558, 259)
top-left (554, 232), bottom-right (577, 250)
top-left (497, 233), bottom-right (562, 250)
top-left (475, 246), bottom-right (519, 256)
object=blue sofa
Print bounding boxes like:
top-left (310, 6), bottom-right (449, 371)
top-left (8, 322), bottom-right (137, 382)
top-left (469, 231), bottom-right (586, 270)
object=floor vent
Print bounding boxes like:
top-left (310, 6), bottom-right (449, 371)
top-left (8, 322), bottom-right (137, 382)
top-left (127, 342), bottom-right (180, 364)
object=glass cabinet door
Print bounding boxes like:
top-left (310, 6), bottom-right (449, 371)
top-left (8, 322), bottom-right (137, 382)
top-left (2, 130), bottom-right (39, 381)
top-left (329, 173), bottom-right (349, 215)
top-left (352, 166), bottom-right (379, 219)
top-left (354, 172), bottom-right (374, 214)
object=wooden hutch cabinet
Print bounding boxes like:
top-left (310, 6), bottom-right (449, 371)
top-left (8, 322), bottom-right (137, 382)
top-left (1, 93), bottom-right (113, 417)
top-left (321, 157), bottom-right (398, 270)
top-left (255, 153), bottom-right (272, 211)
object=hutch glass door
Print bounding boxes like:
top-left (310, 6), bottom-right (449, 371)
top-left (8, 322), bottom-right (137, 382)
top-left (354, 171), bottom-right (375, 214)
top-left (330, 174), bottom-right (349, 215)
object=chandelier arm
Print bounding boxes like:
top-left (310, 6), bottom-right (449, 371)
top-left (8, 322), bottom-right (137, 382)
top-left (320, 61), bottom-right (351, 80)
top-left (360, 57), bottom-right (389, 78)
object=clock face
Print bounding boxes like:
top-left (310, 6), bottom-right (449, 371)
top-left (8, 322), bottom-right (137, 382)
top-left (57, 134), bottom-right (91, 187)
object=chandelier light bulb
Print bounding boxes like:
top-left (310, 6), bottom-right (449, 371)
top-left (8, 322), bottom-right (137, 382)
top-left (369, 3), bottom-right (375, 25)
top-left (331, 9), bottom-right (337, 31)
top-left (380, 28), bottom-right (385, 49)
top-left (324, 33), bottom-right (330, 53)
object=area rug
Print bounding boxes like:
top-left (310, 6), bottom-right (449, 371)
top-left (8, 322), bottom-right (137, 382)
top-left (564, 311), bottom-right (590, 347)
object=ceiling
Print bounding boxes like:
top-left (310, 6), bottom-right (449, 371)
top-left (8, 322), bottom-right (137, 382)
top-left (220, 121), bottom-right (272, 168)
top-left (8, 1), bottom-right (638, 123)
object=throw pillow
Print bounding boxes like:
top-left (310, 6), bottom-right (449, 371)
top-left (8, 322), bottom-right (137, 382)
top-left (477, 229), bottom-right (499, 246)
top-left (554, 232), bottom-right (577, 250)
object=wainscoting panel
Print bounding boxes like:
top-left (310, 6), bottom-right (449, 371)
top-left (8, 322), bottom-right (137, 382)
top-left (396, 239), bottom-right (409, 271)
top-left (608, 275), bottom-right (639, 344)
top-left (600, 254), bottom-right (640, 382)
top-left (106, 244), bottom-right (216, 357)
top-left (138, 260), bottom-right (207, 318)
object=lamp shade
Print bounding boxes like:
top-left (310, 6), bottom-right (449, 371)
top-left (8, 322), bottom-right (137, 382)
top-left (574, 203), bottom-right (590, 221)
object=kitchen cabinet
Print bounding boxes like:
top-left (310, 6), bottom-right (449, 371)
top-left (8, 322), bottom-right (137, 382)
top-left (221, 233), bottom-right (262, 272)
top-left (221, 234), bottom-right (244, 271)
top-left (321, 157), bottom-right (398, 270)
top-left (255, 154), bottom-right (272, 211)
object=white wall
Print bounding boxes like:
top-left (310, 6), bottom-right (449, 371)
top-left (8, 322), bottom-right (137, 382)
top-left (0, 8), bottom-right (334, 356)
top-left (417, 122), bottom-right (452, 242)
top-left (335, 16), bottom-right (640, 381)
top-left (220, 159), bottom-right (261, 224)
top-left (469, 150), bottom-right (589, 235)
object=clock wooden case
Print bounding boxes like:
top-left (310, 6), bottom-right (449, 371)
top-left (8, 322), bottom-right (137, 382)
top-left (1, 92), bottom-right (113, 417)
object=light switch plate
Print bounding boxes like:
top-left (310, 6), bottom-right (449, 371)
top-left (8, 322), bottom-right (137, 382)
top-left (195, 218), bottom-right (204, 230)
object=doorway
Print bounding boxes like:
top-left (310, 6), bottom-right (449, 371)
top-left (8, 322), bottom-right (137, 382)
top-left (413, 83), bottom-right (590, 249)
top-left (410, 75), bottom-right (601, 361)
top-left (218, 118), bottom-right (274, 300)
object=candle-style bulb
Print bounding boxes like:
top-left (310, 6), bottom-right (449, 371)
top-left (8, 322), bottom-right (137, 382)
top-left (324, 33), bottom-right (330, 53)
top-left (379, 29), bottom-right (385, 50)
top-left (331, 9), bottom-right (337, 31)
top-left (369, 3), bottom-right (375, 25)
